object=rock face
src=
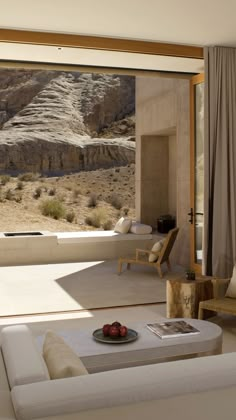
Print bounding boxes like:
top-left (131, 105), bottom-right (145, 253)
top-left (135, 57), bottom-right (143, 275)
top-left (0, 70), bottom-right (135, 174)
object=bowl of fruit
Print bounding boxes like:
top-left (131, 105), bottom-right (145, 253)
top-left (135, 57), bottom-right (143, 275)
top-left (93, 321), bottom-right (138, 344)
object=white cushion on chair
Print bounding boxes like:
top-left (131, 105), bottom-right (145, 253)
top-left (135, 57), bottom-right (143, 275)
top-left (114, 217), bottom-right (132, 234)
top-left (225, 264), bottom-right (236, 297)
top-left (148, 240), bottom-right (164, 263)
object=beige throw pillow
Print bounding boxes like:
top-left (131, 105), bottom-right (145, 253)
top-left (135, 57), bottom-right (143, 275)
top-left (43, 331), bottom-right (88, 379)
top-left (114, 217), bottom-right (132, 234)
top-left (225, 264), bottom-right (236, 298)
top-left (148, 239), bottom-right (165, 263)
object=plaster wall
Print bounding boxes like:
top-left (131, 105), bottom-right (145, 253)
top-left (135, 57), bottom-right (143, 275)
top-left (136, 76), bottom-right (190, 266)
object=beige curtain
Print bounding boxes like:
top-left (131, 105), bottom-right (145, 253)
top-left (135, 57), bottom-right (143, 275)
top-left (203, 46), bottom-right (236, 278)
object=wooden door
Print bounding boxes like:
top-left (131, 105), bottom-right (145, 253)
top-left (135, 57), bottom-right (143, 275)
top-left (190, 74), bottom-right (204, 273)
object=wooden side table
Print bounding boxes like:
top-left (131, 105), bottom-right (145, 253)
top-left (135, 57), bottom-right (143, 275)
top-left (166, 276), bottom-right (213, 319)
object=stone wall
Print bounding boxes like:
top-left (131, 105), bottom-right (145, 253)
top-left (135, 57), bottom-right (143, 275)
top-left (135, 76), bottom-right (190, 267)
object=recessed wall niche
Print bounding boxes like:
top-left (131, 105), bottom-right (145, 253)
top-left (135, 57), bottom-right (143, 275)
top-left (140, 133), bottom-right (177, 229)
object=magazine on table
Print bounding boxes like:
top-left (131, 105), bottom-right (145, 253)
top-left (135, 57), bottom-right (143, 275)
top-left (146, 320), bottom-right (200, 339)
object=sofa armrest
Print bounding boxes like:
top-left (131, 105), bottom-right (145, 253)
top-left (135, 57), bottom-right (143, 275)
top-left (1, 325), bottom-right (49, 389)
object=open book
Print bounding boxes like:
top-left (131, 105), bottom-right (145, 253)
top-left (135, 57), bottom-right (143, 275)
top-left (146, 320), bottom-right (200, 339)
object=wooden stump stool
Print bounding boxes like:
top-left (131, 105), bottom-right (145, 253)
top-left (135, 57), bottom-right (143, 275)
top-left (167, 276), bottom-right (213, 319)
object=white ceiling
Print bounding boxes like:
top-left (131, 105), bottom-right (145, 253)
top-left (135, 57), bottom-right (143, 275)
top-left (0, 0), bottom-right (236, 72)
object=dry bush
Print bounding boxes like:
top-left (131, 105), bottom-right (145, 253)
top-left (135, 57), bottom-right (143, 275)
top-left (33, 187), bottom-right (42, 199)
top-left (18, 172), bottom-right (40, 182)
top-left (48, 187), bottom-right (56, 196)
top-left (85, 208), bottom-right (106, 228)
top-left (109, 193), bottom-right (123, 210)
top-left (102, 219), bottom-right (113, 230)
top-left (87, 192), bottom-right (98, 208)
top-left (40, 198), bottom-right (66, 220)
top-left (14, 193), bottom-right (22, 203)
top-left (0, 174), bottom-right (11, 185)
top-left (16, 180), bottom-right (24, 190)
top-left (72, 188), bottom-right (81, 201)
top-left (66, 211), bottom-right (75, 223)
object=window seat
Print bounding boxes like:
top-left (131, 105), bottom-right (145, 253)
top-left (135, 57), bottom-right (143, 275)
top-left (56, 230), bottom-right (152, 244)
top-left (0, 231), bottom-right (153, 266)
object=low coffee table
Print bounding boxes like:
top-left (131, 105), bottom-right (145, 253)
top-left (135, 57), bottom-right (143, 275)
top-left (38, 318), bottom-right (222, 373)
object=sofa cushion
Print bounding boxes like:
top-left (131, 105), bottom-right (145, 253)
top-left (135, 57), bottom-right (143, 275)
top-left (130, 222), bottom-right (152, 235)
top-left (114, 217), bottom-right (132, 234)
top-left (225, 264), bottom-right (236, 297)
top-left (1, 325), bottom-right (49, 389)
top-left (43, 331), bottom-right (88, 379)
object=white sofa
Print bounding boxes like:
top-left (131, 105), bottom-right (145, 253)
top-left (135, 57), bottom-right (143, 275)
top-left (1, 324), bottom-right (236, 420)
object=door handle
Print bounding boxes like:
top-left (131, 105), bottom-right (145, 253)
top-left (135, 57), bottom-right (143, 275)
top-left (188, 208), bottom-right (194, 224)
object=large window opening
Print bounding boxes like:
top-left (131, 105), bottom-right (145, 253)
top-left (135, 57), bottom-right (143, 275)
top-left (0, 69), bottom-right (136, 232)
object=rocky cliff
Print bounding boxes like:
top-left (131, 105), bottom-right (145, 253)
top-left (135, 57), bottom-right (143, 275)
top-left (0, 70), bottom-right (135, 174)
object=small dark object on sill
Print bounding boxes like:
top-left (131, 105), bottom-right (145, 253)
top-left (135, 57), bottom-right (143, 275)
top-left (185, 270), bottom-right (196, 281)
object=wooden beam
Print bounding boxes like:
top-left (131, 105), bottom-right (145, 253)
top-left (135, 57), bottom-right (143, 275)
top-left (0, 29), bottom-right (204, 59)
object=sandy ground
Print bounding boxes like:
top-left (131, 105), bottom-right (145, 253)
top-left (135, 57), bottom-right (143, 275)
top-left (0, 165), bottom-right (135, 233)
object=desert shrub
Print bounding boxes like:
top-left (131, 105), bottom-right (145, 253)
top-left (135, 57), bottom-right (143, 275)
top-left (0, 174), bottom-right (11, 185)
top-left (85, 208), bottom-right (106, 228)
top-left (87, 193), bottom-right (98, 208)
top-left (33, 187), bottom-right (42, 199)
top-left (102, 219), bottom-right (113, 230)
top-left (48, 187), bottom-right (56, 196)
top-left (109, 193), bottom-right (123, 210)
top-left (66, 210), bottom-right (75, 223)
top-left (18, 172), bottom-right (40, 182)
top-left (14, 193), bottom-right (22, 203)
top-left (40, 198), bottom-right (66, 220)
top-left (16, 180), bottom-right (24, 190)
top-left (72, 188), bottom-right (81, 201)
top-left (5, 188), bottom-right (14, 201)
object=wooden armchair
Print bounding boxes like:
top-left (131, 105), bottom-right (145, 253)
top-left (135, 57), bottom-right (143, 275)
top-left (198, 277), bottom-right (236, 319)
top-left (118, 227), bottom-right (179, 278)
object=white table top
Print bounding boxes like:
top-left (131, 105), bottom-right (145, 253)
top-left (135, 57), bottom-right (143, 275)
top-left (37, 318), bottom-right (222, 372)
